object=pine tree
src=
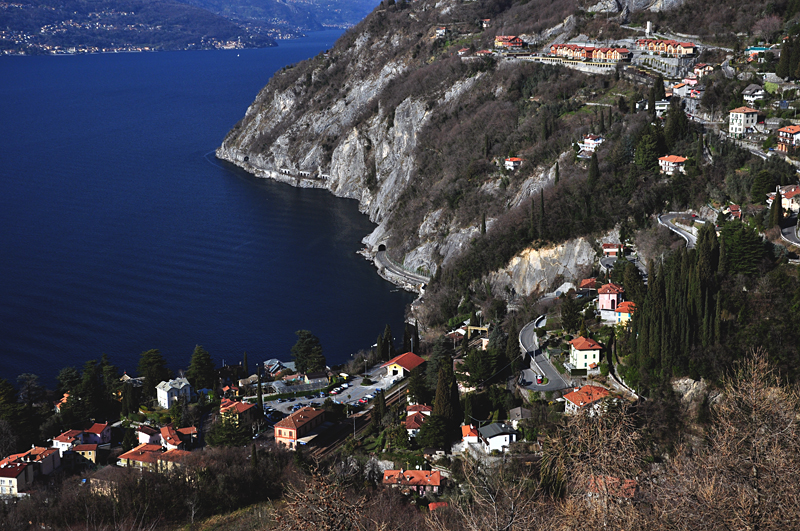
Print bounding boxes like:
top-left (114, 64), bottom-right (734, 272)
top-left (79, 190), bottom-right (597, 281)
top-left (291, 330), bottom-right (326, 374)
top-left (187, 345), bottom-right (216, 390)
top-left (137, 349), bottom-right (171, 401)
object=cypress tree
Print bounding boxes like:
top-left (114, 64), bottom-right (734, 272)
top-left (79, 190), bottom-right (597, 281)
top-left (769, 189), bottom-right (783, 228)
top-left (481, 212), bottom-right (486, 235)
top-left (587, 152), bottom-right (600, 188)
top-left (778, 39), bottom-right (792, 79)
top-left (599, 109), bottom-right (606, 133)
top-left (506, 321), bottom-right (520, 363)
top-left (122, 428), bottom-right (135, 452)
top-left (539, 189), bottom-right (545, 240)
top-left (554, 161), bottom-right (560, 184)
top-left (242, 351), bottom-right (249, 377)
top-left (529, 197), bottom-right (536, 240)
top-left (383, 324), bottom-right (395, 360)
top-left (256, 368), bottom-right (264, 413)
top-left (375, 333), bottom-right (386, 362)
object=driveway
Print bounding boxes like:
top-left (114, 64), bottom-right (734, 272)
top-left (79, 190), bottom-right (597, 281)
top-left (781, 214), bottom-right (800, 248)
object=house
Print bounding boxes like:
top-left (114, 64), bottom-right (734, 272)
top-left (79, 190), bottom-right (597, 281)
top-left (1, 447), bottom-right (61, 478)
top-left (578, 134), bottom-right (604, 154)
top-left (0, 463), bottom-right (34, 496)
top-left (83, 422), bottom-right (111, 444)
top-left (481, 19), bottom-right (491, 28)
top-left (177, 426), bottom-right (198, 447)
top-left (579, 278), bottom-right (598, 291)
top-left (406, 412), bottom-right (428, 438)
top-left (475, 49), bottom-right (493, 57)
top-left (478, 422), bottom-right (519, 453)
top-left (504, 157), bottom-right (523, 171)
top-left (742, 84), bottom-right (767, 105)
top-left (452, 424), bottom-right (480, 454)
top-left (52, 429), bottom-right (83, 457)
top-left (614, 301), bottom-right (636, 325)
top-left (635, 39), bottom-right (695, 56)
top-left (601, 243), bottom-right (624, 257)
top-left (264, 358), bottom-right (294, 376)
top-left (728, 107), bottom-right (758, 138)
top-left (655, 99), bottom-right (670, 117)
top-left (156, 377), bottom-right (192, 410)
top-left (563, 385), bottom-right (610, 415)
top-left (220, 398), bottom-right (259, 428)
top-left (429, 502), bottom-right (449, 511)
top-left (508, 406), bottom-right (532, 429)
top-left (693, 63), bottom-right (714, 77)
top-left (160, 425), bottom-right (183, 450)
top-left (494, 36), bottom-right (523, 48)
top-left (457, 48), bottom-right (470, 56)
top-left (767, 184), bottom-right (800, 213)
top-left (117, 443), bottom-right (163, 471)
top-left (435, 27), bottom-right (447, 39)
top-left (383, 469), bottom-right (443, 494)
top-left (672, 83), bottom-right (690, 98)
top-left (382, 352), bottom-right (425, 378)
top-left (304, 371), bottom-right (329, 386)
top-left (568, 337), bottom-right (603, 370)
top-left (658, 155), bottom-right (687, 175)
top-left (73, 444), bottom-right (98, 465)
top-left (407, 404), bottom-right (433, 416)
top-left (728, 204), bottom-right (742, 220)
top-left (137, 425), bottom-right (161, 445)
top-left (777, 125), bottom-right (800, 153)
top-left (274, 407), bottom-right (325, 450)
top-left (117, 443), bottom-right (190, 472)
top-left (598, 282), bottom-right (625, 321)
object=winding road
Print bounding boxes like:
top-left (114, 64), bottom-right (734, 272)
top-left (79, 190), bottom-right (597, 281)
top-left (658, 212), bottom-right (698, 248)
top-left (374, 250), bottom-right (430, 287)
top-left (518, 318), bottom-right (570, 392)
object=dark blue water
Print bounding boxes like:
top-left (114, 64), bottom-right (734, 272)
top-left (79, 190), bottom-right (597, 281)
top-left (0, 32), bottom-right (414, 387)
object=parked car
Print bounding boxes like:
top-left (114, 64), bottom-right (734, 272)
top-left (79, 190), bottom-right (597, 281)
top-left (341, 383), bottom-right (349, 389)
top-left (330, 389), bottom-right (339, 395)
top-left (536, 374), bottom-right (544, 384)
top-left (358, 398), bottom-right (368, 404)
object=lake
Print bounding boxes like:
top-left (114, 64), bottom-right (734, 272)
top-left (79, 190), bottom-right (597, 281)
top-left (0, 31), bottom-right (415, 387)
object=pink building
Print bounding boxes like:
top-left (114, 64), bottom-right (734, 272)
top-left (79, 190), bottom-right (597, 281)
top-left (598, 283), bottom-right (625, 321)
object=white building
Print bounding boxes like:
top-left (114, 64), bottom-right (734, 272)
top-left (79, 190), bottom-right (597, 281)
top-left (156, 378), bottom-right (192, 409)
top-left (729, 107), bottom-right (758, 138)
top-left (658, 155), bottom-right (687, 175)
top-left (504, 157), bottom-right (523, 170)
top-left (478, 422), bottom-right (519, 453)
top-left (742, 84), bottom-right (766, 105)
top-left (568, 336), bottom-right (602, 370)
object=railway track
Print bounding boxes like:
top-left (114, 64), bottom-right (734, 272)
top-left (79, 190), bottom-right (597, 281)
top-left (309, 381), bottom-right (408, 460)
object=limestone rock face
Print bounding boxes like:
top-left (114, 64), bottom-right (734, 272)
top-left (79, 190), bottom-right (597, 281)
top-left (487, 238), bottom-right (597, 297)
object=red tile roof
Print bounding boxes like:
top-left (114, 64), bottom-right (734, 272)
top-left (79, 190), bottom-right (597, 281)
top-left (177, 426), bottom-right (198, 436)
top-left (53, 429), bottom-right (83, 443)
top-left (85, 422), bottom-right (108, 435)
top-left (563, 385), bottom-right (610, 408)
top-left (137, 425), bottom-right (159, 436)
top-left (407, 404), bottom-right (433, 414)
top-left (159, 449), bottom-right (191, 463)
top-left (579, 278), bottom-right (597, 289)
top-left (659, 155), bottom-right (687, 163)
top-left (569, 336), bottom-right (603, 351)
top-left (118, 443), bottom-right (163, 464)
top-left (73, 444), bottom-right (98, 452)
top-left (406, 412), bottom-right (428, 430)
top-left (616, 301), bottom-right (636, 314)
top-left (779, 125), bottom-right (800, 134)
top-left (382, 352), bottom-right (425, 372)
top-left (274, 407), bottom-right (324, 431)
top-left (0, 463), bottom-right (28, 479)
top-left (505, 157), bottom-right (523, 162)
top-left (220, 399), bottom-right (256, 416)
top-left (461, 425), bottom-right (479, 439)
top-left (383, 469), bottom-right (442, 487)
top-left (429, 502), bottom-right (449, 511)
top-left (160, 426), bottom-right (182, 447)
top-left (598, 282), bottom-right (624, 295)
top-left (729, 106), bottom-right (758, 114)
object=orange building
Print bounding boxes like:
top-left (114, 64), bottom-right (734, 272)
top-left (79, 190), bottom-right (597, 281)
top-left (274, 407), bottom-right (325, 450)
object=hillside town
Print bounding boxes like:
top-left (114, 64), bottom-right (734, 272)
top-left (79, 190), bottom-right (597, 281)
top-left (3, 0), bottom-right (800, 528)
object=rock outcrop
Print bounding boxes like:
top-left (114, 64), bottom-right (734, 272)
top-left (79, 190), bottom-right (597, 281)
top-left (487, 238), bottom-right (597, 297)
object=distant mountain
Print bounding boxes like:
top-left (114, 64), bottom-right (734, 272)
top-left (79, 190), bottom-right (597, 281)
top-left (181, 0), bottom-right (380, 29)
top-left (0, 0), bottom-right (277, 54)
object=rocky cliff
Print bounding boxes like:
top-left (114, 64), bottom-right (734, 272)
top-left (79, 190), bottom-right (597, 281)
top-left (216, 0), bottom-right (685, 300)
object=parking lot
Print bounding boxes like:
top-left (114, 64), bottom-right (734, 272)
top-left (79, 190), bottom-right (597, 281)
top-left (262, 370), bottom-right (402, 419)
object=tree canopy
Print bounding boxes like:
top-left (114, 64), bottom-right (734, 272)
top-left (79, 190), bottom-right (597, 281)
top-left (291, 330), bottom-right (326, 374)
